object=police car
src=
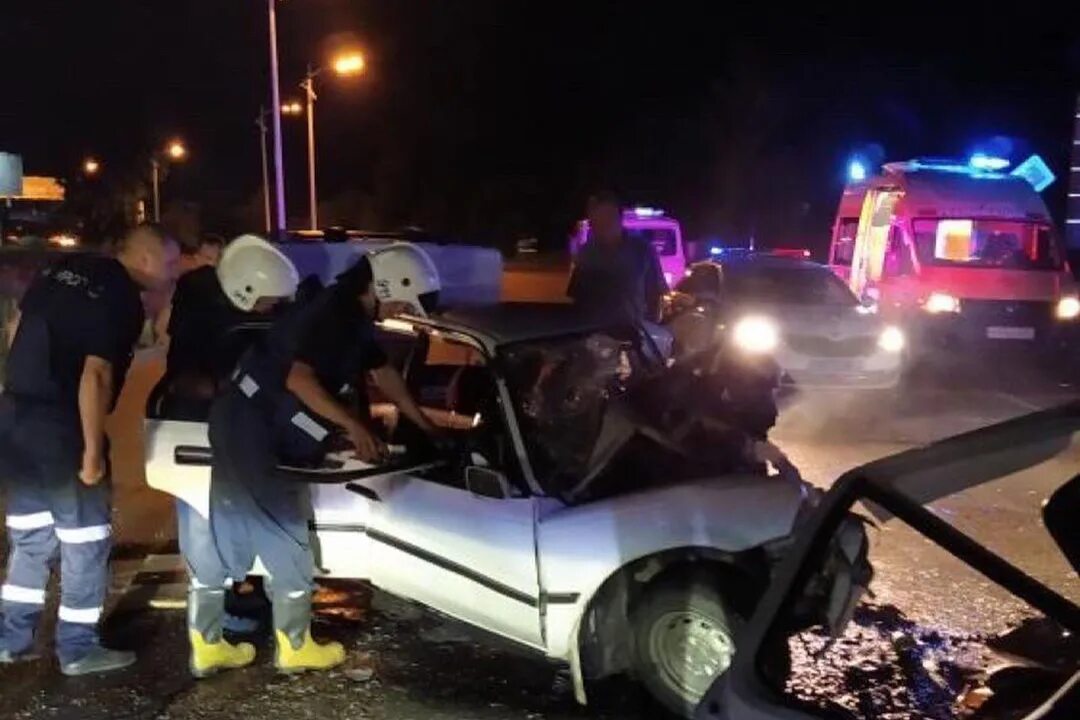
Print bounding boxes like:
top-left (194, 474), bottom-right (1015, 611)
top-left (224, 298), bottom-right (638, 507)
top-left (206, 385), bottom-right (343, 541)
top-left (144, 303), bottom-right (867, 718)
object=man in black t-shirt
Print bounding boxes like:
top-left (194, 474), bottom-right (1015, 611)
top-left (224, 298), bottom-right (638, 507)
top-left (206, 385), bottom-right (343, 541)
top-left (0, 224), bottom-right (179, 675)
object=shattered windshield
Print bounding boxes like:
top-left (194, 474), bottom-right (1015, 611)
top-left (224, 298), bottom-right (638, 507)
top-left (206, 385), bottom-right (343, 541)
top-left (500, 332), bottom-right (641, 493)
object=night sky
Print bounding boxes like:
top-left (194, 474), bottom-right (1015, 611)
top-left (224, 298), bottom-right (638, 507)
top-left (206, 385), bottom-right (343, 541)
top-left (2, 3), bottom-right (1079, 250)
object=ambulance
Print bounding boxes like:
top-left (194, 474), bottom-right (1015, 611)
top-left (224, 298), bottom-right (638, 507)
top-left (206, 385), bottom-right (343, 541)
top-left (569, 207), bottom-right (687, 287)
top-left (828, 157), bottom-right (1077, 353)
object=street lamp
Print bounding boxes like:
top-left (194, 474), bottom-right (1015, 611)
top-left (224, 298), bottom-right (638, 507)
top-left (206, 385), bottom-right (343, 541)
top-left (293, 50), bottom-right (365, 230)
top-left (266, 0), bottom-right (287, 238)
top-left (83, 158), bottom-right (101, 176)
top-left (281, 101), bottom-right (304, 116)
top-left (151, 139), bottom-right (187, 223)
top-left (167, 140), bottom-right (187, 161)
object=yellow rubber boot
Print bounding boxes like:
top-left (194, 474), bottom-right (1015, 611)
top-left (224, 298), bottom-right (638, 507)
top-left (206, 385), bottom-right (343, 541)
top-left (274, 629), bottom-right (346, 674)
top-left (189, 630), bottom-right (256, 679)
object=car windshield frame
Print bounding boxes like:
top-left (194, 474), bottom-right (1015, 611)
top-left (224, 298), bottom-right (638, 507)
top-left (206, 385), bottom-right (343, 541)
top-left (724, 265), bottom-right (860, 307)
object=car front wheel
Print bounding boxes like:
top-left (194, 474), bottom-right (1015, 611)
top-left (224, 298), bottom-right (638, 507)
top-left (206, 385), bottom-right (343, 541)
top-left (632, 578), bottom-right (743, 718)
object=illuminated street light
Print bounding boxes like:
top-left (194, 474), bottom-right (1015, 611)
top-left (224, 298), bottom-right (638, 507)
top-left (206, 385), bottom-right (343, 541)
top-left (83, 158), bottom-right (101, 176)
top-left (167, 140), bottom-right (188, 160)
top-left (332, 51), bottom-right (365, 77)
top-left (281, 101), bottom-right (304, 116)
top-left (292, 49), bottom-right (367, 230)
top-left (152, 139), bottom-right (189, 222)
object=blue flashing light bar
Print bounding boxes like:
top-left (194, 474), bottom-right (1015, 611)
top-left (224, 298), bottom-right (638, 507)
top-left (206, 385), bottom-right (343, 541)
top-left (847, 159), bottom-right (867, 182)
top-left (1010, 154), bottom-right (1055, 192)
top-left (969, 153), bottom-right (1010, 171)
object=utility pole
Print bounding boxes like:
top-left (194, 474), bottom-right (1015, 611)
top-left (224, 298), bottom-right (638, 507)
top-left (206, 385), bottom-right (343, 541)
top-left (267, 0), bottom-right (287, 237)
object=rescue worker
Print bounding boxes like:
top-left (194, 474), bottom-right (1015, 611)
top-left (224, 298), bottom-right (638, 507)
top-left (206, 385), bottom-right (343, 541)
top-left (188, 244), bottom-right (441, 676)
top-left (0, 224), bottom-right (179, 674)
top-left (567, 191), bottom-right (668, 324)
top-left (160, 235), bottom-right (287, 420)
top-left (162, 235), bottom-right (300, 659)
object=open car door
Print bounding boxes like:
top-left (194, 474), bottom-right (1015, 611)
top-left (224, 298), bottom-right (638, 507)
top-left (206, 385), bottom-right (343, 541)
top-left (698, 403), bottom-right (1080, 720)
top-left (360, 325), bottom-right (545, 650)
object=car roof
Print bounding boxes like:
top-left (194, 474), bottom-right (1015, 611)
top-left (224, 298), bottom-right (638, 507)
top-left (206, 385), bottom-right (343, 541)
top-left (702, 254), bottom-right (828, 273)
top-left (417, 303), bottom-right (617, 348)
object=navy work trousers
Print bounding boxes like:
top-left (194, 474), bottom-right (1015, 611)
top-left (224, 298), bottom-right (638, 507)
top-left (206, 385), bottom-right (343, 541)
top-left (0, 398), bottom-right (111, 664)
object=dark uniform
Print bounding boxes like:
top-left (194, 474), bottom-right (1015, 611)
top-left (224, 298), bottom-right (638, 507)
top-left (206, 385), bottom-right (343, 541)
top-left (567, 232), bottom-right (667, 323)
top-left (189, 275), bottom-right (388, 648)
top-left (0, 254), bottom-right (143, 665)
top-left (162, 265), bottom-right (264, 636)
top-left (164, 266), bottom-right (249, 414)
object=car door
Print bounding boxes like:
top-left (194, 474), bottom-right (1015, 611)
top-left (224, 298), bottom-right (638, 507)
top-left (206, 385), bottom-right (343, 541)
top-left (361, 330), bottom-right (544, 649)
top-left (364, 473), bottom-right (543, 648)
top-left (877, 224), bottom-right (919, 318)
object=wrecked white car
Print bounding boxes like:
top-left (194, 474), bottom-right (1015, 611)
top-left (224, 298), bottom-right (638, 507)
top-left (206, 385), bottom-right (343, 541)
top-left (144, 303), bottom-right (868, 717)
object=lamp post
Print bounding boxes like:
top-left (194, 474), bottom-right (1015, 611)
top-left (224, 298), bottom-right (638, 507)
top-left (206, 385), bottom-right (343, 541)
top-left (286, 51), bottom-right (365, 231)
top-left (151, 140), bottom-right (187, 223)
top-left (267, 0), bottom-right (287, 237)
top-left (83, 158), bottom-right (101, 177)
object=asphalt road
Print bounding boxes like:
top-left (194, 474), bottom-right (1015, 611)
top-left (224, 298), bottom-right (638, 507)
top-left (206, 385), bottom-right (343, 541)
top-left (1, 346), bottom-right (1078, 718)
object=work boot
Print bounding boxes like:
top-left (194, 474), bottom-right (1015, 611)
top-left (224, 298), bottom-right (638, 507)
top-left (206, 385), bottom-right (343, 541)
top-left (273, 591), bottom-right (345, 674)
top-left (189, 630), bottom-right (256, 679)
top-left (60, 647), bottom-right (136, 676)
top-left (187, 585), bottom-right (254, 677)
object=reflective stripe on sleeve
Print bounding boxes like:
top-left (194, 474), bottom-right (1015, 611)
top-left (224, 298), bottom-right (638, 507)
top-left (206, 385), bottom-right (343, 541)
top-left (238, 375), bottom-right (259, 398)
top-left (6, 511), bottom-right (55, 530)
top-left (54, 525), bottom-right (111, 544)
top-left (291, 412), bottom-right (329, 441)
top-left (1, 584), bottom-right (47, 605)
top-left (58, 605), bottom-right (103, 624)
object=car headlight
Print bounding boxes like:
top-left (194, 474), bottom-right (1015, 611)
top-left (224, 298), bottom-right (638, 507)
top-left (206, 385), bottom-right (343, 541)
top-left (924, 292), bottom-right (961, 314)
top-left (732, 315), bottom-right (779, 354)
top-left (1056, 296), bottom-right (1080, 320)
top-left (48, 234), bottom-right (79, 248)
top-left (877, 325), bottom-right (905, 353)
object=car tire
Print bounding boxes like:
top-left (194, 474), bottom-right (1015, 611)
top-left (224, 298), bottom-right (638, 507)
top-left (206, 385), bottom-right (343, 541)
top-left (631, 578), bottom-right (745, 719)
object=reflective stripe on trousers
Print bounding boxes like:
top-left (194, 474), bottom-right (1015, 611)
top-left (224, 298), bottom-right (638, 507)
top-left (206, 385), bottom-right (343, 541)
top-left (1, 479), bottom-right (113, 664)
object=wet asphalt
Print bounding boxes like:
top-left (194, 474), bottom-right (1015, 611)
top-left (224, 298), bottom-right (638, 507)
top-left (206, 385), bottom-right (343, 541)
top-left (1, 354), bottom-right (1078, 720)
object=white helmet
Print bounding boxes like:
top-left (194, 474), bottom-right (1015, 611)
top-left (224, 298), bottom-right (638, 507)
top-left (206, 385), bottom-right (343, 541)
top-left (217, 234), bottom-right (300, 311)
top-left (367, 242), bottom-right (441, 316)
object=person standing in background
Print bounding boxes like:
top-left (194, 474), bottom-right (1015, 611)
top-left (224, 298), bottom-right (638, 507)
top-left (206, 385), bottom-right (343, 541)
top-left (567, 191), bottom-right (667, 324)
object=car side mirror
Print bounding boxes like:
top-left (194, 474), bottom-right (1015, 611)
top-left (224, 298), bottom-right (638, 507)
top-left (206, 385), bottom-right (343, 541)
top-left (466, 466), bottom-right (511, 499)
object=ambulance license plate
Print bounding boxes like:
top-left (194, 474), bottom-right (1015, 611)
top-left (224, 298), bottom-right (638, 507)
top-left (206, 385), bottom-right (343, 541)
top-left (986, 326), bottom-right (1035, 341)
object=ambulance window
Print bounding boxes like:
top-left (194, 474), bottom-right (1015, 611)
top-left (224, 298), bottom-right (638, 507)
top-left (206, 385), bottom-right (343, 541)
top-left (832, 219), bottom-right (859, 266)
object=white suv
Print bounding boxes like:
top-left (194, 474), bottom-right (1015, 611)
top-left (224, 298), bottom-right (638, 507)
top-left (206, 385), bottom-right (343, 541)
top-left (144, 303), bottom-right (867, 718)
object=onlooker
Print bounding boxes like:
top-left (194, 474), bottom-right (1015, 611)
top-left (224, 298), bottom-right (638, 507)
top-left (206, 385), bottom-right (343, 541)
top-left (567, 191), bottom-right (667, 323)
